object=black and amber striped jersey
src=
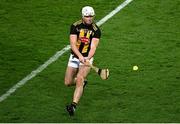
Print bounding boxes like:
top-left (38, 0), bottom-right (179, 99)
top-left (70, 20), bottom-right (101, 57)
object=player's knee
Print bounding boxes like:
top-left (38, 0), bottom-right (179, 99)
top-left (64, 78), bottom-right (71, 87)
top-left (76, 75), bottom-right (84, 87)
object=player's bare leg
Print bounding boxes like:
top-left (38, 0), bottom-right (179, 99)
top-left (66, 65), bottom-right (90, 116)
top-left (64, 66), bottom-right (78, 86)
top-left (73, 65), bottom-right (90, 103)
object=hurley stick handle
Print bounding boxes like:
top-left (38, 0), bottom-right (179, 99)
top-left (85, 60), bottom-right (99, 73)
top-left (89, 64), bottom-right (99, 73)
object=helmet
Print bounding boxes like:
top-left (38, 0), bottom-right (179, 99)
top-left (82, 6), bottom-right (95, 17)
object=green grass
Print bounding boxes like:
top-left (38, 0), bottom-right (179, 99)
top-left (0, 0), bottom-right (180, 122)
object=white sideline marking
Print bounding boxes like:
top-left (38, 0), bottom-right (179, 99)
top-left (0, 0), bottom-right (133, 103)
top-left (0, 45), bottom-right (70, 102)
top-left (96, 0), bottom-right (133, 27)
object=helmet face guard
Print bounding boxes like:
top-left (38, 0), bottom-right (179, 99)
top-left (82, 6), bottom-right (95, 17)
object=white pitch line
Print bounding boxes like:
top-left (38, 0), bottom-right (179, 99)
top-left (96, 0), bottom-right (133, 27)
top-left (0, 0), bottom-right (133, 103)
top-left (0, 45), bottom-right (71, 102)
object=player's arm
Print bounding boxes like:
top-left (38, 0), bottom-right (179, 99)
top-left (87, 25), bottom-right (101, 60)
top-left (87, 38), bottom-right (99, 60)
top-left (70, 34), bottom-right (85, 63)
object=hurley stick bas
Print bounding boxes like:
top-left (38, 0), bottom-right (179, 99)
top-left (88, 64), bottom-right (109, 80)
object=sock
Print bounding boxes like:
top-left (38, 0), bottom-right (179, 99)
top-left (71, 102), bottom-right (77, 108)
top-left (83, 79), bottom-right (88, 88)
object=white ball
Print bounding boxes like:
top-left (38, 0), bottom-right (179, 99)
top-left (133, 65), bottom-right (138, 71)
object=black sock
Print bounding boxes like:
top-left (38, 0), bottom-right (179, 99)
top-left (71, 102), bottom-right (77, 108)
top-left (83, 80), bottom-right (88, 88)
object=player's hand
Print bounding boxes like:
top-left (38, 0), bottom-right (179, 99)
top-left (84, 59), bottom-right (90, 66)
top-left (79, 55), bottom-right (85, 64)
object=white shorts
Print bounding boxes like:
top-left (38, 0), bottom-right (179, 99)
top-left (68, 54), bottom-right (93, 68)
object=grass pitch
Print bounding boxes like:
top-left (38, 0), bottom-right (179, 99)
top-left (0, 0), bottom-right (180, 122)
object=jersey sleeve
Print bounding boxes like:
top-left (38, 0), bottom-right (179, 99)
top-left (93, 27), bottom-right (101, 39)
top-left (70, 24), bottom-right (78, 35)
